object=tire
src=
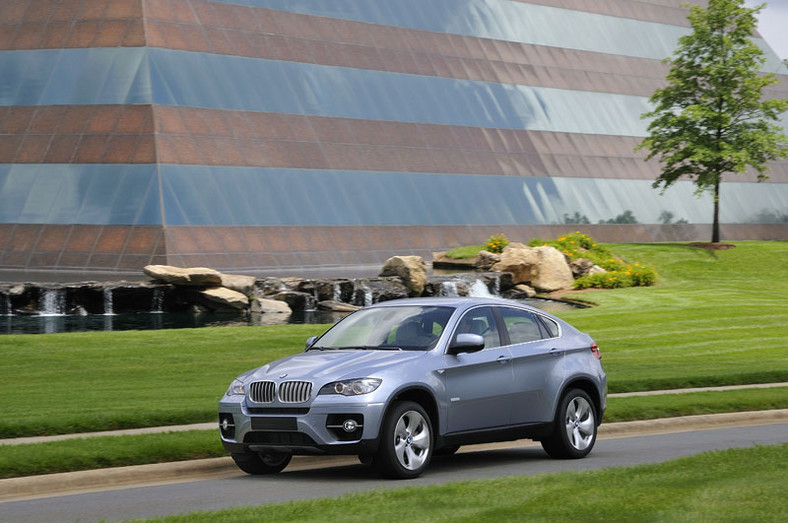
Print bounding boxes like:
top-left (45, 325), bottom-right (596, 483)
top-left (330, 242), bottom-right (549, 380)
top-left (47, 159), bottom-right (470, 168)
top-left (374, 401), bottom-right (433, 479)
top-left (541, 389), bottom-right (597, 459)
top-left (231, 450), bottom-right (292, 474)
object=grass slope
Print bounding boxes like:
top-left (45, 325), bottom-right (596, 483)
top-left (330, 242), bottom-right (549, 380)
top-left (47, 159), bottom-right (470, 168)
top-left (559, 241), bottom-right (788, 391)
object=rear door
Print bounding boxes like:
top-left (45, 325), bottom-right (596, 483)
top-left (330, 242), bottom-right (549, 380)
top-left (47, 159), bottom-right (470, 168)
top-left (500, 306), bottom-right (562, 424)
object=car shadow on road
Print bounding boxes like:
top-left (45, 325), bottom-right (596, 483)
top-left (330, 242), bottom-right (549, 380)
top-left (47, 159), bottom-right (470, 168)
top-left (228, 446), bottom-right (551, 484)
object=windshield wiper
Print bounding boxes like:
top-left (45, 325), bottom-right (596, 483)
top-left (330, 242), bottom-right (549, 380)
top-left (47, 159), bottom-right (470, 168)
top-left (338, 345), bottom-right (403, 351)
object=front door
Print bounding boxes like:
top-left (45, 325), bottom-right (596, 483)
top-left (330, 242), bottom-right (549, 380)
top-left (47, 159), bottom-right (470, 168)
top-left (442, 307), bottom-right (515, 434)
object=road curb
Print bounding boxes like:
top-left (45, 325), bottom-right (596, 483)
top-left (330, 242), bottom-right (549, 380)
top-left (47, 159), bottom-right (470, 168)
top-left (2, 409), bottom-right (786, 503)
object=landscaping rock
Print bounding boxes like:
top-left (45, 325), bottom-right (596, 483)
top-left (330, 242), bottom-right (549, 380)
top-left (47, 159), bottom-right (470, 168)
top-left (318, 300), bottom-right (360, 312)
top-left (198, 287), bottom-right (249, 310)
top-left (569, 258), bottom-right (595, 278)
top-left (475, 250), bottom-right (501, 271)
top-left (492, 245), bottom-right (574, 292)
top-left (220, 274), bottom-right (256, 295)
top-left (273, 291), bottom-right (316, 311)
top-left (144, 265), bottom-right (222, 286)
top-left (252, 298), bottom-right (292, 314)
top-left (431, 251), bottom-right (477, 270)
top-left (379, 255), bottom-right (428, 295)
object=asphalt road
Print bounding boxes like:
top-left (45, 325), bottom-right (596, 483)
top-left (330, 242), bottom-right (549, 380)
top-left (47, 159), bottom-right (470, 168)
top-left (2, 422), bottom-right (786, 522)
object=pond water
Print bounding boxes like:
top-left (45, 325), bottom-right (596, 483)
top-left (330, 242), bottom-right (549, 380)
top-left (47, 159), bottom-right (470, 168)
top-left (1, 298), bottom-right (579, 335)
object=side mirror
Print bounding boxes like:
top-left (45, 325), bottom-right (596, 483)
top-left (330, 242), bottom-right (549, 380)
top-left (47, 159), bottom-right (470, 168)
top-left (305, 336), bottom-right (318, 351)
top-left (447, 333), bottom-right (485, 355)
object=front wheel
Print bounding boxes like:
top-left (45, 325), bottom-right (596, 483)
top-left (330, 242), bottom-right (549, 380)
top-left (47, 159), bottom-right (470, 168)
top-left (231, 450), bottom-right (292, 474)
top-left (541, 389), bottom-right (597, 459)
top-left (374, 401), bottom-right (433, 479)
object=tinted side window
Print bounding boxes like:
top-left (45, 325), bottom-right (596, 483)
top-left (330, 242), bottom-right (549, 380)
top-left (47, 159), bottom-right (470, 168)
top-left (454, 307), bottom-right (501, 349)
top-left (501, 307), bottom-right (543, 345)
top-left (538, 315), bottom-right (560, 338)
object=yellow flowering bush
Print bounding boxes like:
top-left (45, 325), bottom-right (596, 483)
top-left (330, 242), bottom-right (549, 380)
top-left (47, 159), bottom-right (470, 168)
top-left (484, 233), bottom-right (509, 254)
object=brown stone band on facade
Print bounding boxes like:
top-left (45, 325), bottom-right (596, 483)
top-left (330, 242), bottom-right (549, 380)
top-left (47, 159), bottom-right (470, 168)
top-left (2, 223), bottom-right (786, 272)
top-left (0, 105), bottom-right (156, 164)
top-left (1, 0), bottom-right (144, 49)
top-left (3, 105), bottom-right (787, 183)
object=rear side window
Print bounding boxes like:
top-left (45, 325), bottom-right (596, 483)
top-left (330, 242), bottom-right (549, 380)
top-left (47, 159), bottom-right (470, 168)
top-left (538, 315), bottom-right (560, 338)
top-left (500, 307), bottom-right (543, 345)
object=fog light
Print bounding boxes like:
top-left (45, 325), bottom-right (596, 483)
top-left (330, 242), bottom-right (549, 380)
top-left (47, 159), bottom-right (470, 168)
top-left (221, 418), bottom-right (230, 431)
top-left (342, 419), bottom-right (358, 433)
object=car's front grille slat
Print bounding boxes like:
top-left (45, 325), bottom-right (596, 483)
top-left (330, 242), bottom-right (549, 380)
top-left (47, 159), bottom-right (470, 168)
top-left (279, 381), bottom-right (312, 403)
top-left (249, 381), bottom-right (275, 403)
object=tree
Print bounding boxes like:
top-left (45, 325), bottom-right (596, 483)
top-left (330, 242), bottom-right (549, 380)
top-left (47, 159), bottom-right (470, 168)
top-left (638, 0), bottom-right (788, 243)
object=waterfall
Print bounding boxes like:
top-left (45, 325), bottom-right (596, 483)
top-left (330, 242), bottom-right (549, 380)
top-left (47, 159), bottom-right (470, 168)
top-left (103, 288), bottom-right (115, 315)
top-left (332, 283), bottom-right (342, 302)
top-left (439, 281), bottom-right (459, 297)
top-left (362, 285), bottom-right (372, 306)
top-left (468, 279), bottom-right (494, 298)
top-left (3, 294), bottom-right (11, 316)
top-left (152, 288), bottom-right (164, 314)
top-left (39, 289), bottom-right (66, 316)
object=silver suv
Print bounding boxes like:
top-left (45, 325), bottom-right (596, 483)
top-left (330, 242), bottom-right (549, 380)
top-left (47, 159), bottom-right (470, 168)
top-left (219, 297), bottom-right (606, 479)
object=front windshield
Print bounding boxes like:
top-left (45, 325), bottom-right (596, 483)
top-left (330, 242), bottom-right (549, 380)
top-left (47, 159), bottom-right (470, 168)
top-left (311, 306), bottom-right (454, 351)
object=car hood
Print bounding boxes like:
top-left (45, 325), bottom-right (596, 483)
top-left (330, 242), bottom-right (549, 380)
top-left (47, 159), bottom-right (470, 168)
top-left (249, 350), bottom-right (427, 382)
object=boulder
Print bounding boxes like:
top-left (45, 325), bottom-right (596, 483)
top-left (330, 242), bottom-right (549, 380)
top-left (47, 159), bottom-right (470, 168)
top-left (475, 250), bottom-right (501, 271)
top-left (513, 284), bottom-right (537, 298)
top-left (273, 291), bottom-right (316, 312)
top-left (198, 287), bottom-right (249, 310)
top-left (144, 265), bottom-right (222, 286)
top-left (431, 251), bottom-right (477, 270)
top-left (317, 300), bottom-right (360, 312)
top-left (379, 256), bottom-right (428, 295)
top-left (569, 258), bottom-right (595, 278)
top-left (220, 273), bottom-right (256, 295)
top-left (588, 265), bottom-right (606, 275)
top-left (492, 245), bottom-right (574, 292)
top-left (356, 278), bottom-right (411, 303)
top-left (251, 298), bottom-right (292, 314)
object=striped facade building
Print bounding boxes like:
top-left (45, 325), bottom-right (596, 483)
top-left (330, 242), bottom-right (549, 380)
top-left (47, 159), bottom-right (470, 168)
top-left (1, 0), bottom-right (787, 273)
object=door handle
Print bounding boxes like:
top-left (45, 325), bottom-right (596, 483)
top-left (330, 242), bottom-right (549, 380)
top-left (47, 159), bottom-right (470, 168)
top-left (549, 348), bottom-right (561, 356)
top-left (496, 355), bottom-right (511, 364)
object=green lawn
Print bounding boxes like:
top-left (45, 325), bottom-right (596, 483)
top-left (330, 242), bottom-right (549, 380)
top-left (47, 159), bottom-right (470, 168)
top-left (141, 444), bottom-right (788, 522)
top-left (1, 242), bottom-right (786, 439)
top-left (559, 241), bottom-right (788, 391)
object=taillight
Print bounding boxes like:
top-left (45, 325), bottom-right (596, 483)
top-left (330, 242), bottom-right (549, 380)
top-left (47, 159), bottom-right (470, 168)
top-left (590, 343), bottom-right (601, 359)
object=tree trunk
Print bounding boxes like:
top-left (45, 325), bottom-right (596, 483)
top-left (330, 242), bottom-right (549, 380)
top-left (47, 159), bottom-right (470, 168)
top-left (712, 176), bottom-right (721, 243)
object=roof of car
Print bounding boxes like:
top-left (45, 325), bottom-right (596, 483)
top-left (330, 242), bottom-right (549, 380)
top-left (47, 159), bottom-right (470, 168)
top-left (369, 296), bottom-right (540, 311)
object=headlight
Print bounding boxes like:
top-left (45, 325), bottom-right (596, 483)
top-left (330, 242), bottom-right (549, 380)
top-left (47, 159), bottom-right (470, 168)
top-left (319, 378), bottom-right (381, 396)
top-left (225, 378), bottom-right (246, 396)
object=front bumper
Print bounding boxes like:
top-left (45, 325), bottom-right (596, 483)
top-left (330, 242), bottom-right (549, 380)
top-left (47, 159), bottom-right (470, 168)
top-left (218, 396), bottom-right (387, 456)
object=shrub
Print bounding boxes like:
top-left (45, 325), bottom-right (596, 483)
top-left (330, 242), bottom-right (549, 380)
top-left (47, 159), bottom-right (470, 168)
top-left (484, 233), bottom-right (509, 254)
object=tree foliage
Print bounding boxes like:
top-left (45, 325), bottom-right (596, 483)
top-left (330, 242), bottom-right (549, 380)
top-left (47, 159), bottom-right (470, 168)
top-left (638, 0), bottom-right (788, 242)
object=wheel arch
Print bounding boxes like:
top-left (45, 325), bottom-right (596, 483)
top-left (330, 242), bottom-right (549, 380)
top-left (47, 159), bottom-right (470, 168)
top-left (557, 378), bottom-right (604, 425)
top-left (389, 386), bottom-right (439, 433)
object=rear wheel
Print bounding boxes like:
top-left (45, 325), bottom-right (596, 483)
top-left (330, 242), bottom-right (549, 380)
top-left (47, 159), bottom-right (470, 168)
top-left (231, 449), bottom-right (292, 474)
top-left (541, 389), bottom-right (597, 459)
top-left (374, 401), bottom-right (433, 479)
